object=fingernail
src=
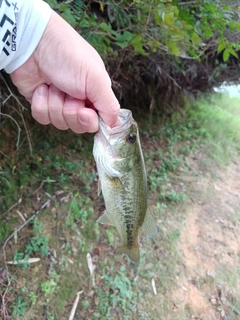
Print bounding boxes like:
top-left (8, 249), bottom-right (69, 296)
top-left (37, 84), bottom-right (48, 96)
top-left (79, 114), bottom-right (89, 125)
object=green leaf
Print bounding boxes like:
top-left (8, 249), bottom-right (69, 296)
top-left (154, 11), bottom-right (162, 26)
top-left (173, 6), bottom-right (179, 16)
top-left (130, 35), bottom-right (148, 56)
top-left (59, 4), bottom-right (68, 10)
top-left (0, 221), bottom-right (11, 242)
top-left (182, 21), bottom-right (193, 31)
top-left (167, 42), bottom-right (181, 55)
top-left (223, 49), bottom-right (230, 62)
top-left (44, 0), bottom-right (59, 9)
top-left (229, 22), bottom-right (236, 31)
top-left (204, 4), bottom-right (215, 13)
top-left (228, 48), bottom-right (238, 58)
top-left (163, 12), bottom-right (175, 27)
top-left (191, 33), bottom-right (201, 45)
top-left (115, 31), bottom-right (133, 42)
top-left (99, 22), bottom-right (112, 33)
top-left (202, 28), bottom-right (214, 39)
top-left (217, 42), bottom-right (226, 53)
top-left (61, 9), bottom-right (76, 26)
top-left (115, 41), bottom-right (128, 49)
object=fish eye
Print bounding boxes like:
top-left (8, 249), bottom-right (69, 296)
top-left (126, 133), bottom-right (136, 143)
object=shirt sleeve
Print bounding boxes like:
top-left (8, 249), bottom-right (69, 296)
top-left (0, 0), bottom-right (51, 73)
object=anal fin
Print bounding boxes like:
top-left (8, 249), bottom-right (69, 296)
top-left (97, 210), bottom-right (114, 226)
top-left (141, 207), bottom-right (158, 238)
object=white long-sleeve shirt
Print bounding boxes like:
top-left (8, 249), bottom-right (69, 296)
top-left (0, 0), bottom-right (51, 73)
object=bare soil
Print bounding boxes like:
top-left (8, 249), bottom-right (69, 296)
top-left (169, 154), bottom-right (240, 320)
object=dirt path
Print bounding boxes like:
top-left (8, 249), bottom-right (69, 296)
top-left (172, 157), bottom-right (240, 319)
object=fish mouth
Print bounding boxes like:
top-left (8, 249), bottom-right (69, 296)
top-left (99, 109), bottom-right (135, 137)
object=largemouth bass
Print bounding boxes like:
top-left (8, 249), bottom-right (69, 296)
top-left (93, 109), bottom-right (157, 262)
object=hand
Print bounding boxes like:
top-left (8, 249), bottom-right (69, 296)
top-left (10, 10), bottom-right (120, 133)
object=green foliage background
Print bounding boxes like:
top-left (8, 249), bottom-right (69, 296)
top-left (45, 0), bottom-right (240, 60)
top-left (43, 0), bottom-right (240, 111)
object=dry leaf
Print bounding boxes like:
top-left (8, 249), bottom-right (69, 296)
top-left (86, 253), bottom-right (96, 287)
top-left (86, 253), bottom-right (95, 276)
top-left (151, 278), bottom-right (157, 295)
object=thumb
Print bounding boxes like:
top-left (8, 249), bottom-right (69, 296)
top-left (85, 65), bottom-right (120, 127)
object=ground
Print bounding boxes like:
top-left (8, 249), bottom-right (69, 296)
top-left (166, 155), bottom-right (240, 320)
top-left (137, 154), bottom-right (240, 320)
top-left (1, 95), bottom-right (240, 319)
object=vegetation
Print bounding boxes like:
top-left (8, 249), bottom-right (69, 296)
top-left (1, 1), bottom-right (240, 319)
top-left (44, 0), bottom-right (240, 110)
top-left (1, 92), bottom-right (240, 319)
top-left (47, 0), bottom-right (240, 60)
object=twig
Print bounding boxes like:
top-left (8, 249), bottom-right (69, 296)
top-left (0, 73), bottom-right (32, 154)
top-left (68, 291), bottom-right (83, 320)
top-left (179, 1), bottom-right (199, 5)
top-left (0, 73), bottom-right (27, 111)
top-left (2, 198), bottom-right (51, 249)
top-left (2, 93), bottom-right (11, 105)
top-left (161, 68), bottom-right (182, 90)
top-left (16, 210), bottom-right (26, 222)
top-left (3, 196), bottom-right (22, 216)
top-left (33, 179), bottom-right (56, 195)
top-left (148, 59), bottom-right (182, 90)
top-left (0, 150), bottom-right (8, 157)
top-left (1, 277), bottom-right (12, 319)
top-left (7, 257), bottom-right (41, 265)
top-left (18, 105), bottom-right (33, 154)
top-left (0, 112), bottom-right (21, 148)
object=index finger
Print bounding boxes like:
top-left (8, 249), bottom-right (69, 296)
top-left (97, 92), bottom-right (120, 128)
top-left (86, 66), bottom-right (120, 127)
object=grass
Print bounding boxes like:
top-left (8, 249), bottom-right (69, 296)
top-left (1, 92), bottom-right (240, 319)
top-left (1, 217), bottom-right (49, 273)
top-left (172, 94), bottom-right (240, 165)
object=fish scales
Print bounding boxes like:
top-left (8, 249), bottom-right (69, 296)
top-left (93, 109), bottom-right (157, 262)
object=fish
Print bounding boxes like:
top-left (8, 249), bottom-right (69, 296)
top-left (93, 109), bottom-right (157, 262)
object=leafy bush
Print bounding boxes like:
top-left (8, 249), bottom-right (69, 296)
top-left (45, 0), bottom-right (240, 61)
top-left (42, 0), bottom-right (240, 110)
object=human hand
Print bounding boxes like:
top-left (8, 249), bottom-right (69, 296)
top-left (10, 10), bottom-right (120, 133)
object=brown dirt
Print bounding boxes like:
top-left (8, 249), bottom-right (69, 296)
top-left (171, 155), bottom-right (240, 319)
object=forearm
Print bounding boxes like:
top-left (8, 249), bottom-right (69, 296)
top-left (0, 0), bottom-right (51, 73)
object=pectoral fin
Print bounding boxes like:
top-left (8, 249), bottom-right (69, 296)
top-left (141, 207), bottom-right (158, 238)
top-left (96, 210), bottom-right (114, 226)
top-left (115, 245), bottom-right (140, 262)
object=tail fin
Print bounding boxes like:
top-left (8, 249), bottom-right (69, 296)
top-left (115, 245), bottom-right (140, 262)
